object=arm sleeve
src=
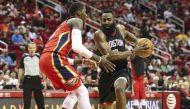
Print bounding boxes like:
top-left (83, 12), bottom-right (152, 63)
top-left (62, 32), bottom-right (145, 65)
top-left (71, 29), bottom-right (93, 59)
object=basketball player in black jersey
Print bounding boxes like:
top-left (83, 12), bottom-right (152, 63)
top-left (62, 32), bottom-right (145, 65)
top-left (93, 9), bottom-right (146, 109)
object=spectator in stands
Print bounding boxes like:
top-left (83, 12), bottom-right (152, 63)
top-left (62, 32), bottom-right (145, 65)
top-left (9, 71), bottom-right (18, 89)
top-left (160, 59), bottom-right (168, 71)
top-left (11, 29), bottom-right (25, 45)
top-left (140, 19), bottom-right (152, 39)
top-left (41, 28), bottom-right (51, 42)
top-left (84, 74), bottom-right (93, 91)
top-left (6, 1), bottom-right (19, 18)
top-left (86, 28), bottom-right (94, 39)
top-left (18, 21), bottom-right (27, 35)
top-left (33, 34), bottom-right (43, 47)
top-left (180, 81), bottom-right (190, 109)
top-left (33, 7), bottom-right (44, 20)
top-left (124, 0), bottom-right (133, 10)
top-left (150, 75), bottom-right (159, 91)
top-left (1, 63), bottom-right (10, 75)
top-left (167, 60), bottom-right (175, 75)
top-left (0, 3), bottom-right (8, 15)
top-left (0, 49), bottom-right (15, 66)
top-left (0, 18), bottom-right (10, 43)
top-left (19, 8), bottom-right (27, 20)
top-left (166, 20), bottom-right (178, 34)
top-left (187, 31), bottom-right (190, 47)
top-left (0, 58), bottom-right (6, 66)
top-left (125, 10), bottom-right (136, 25)
top-left (9, 21), bottom-right (17, 33)
top-left (28, 27), bottom-right (37, 40)
top-left (166, 76), bottom-right (174, 90)
top-left (3, 74), bottom-right (14, 89)
top-left (163, 7), bottom-right (173, 19)
top-left (0, 71), bottom-right (4, 90)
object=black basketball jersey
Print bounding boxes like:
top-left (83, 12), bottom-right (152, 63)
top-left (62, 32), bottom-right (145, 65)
top-left (103, 27), bottom-right (128, 71)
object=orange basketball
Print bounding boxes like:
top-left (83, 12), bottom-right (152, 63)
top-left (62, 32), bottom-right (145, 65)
top-left (135, 38), bottom-right (154, 58)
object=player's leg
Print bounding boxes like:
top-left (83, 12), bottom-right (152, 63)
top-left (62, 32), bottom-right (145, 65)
top-left (133, 79), bottom-right (140, 109)
top-left (98, 74), bottom-right (116, 109)
top-left (62, 64), bottom-right (92, 109)
top-left (139, 75), bottom-right (146, 109)
top-left (114, 77), bottom-right (128, 109)
top-left (40, 54), bottom-right (91, 109)
top-left (33, 76), bottom-right (45, 109)
top-left (23, 77), bottom-right (32, 109)
top-left (73, 83), bottom-right (92, 109)
top-left (62, 91), bottom-right (77, 109)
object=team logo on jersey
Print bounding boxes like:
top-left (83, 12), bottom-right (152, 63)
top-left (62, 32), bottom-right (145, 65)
top-left (109, 39), bottom-right (124, 48)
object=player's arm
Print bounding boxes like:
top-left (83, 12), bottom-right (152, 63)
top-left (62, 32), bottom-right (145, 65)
top-left (67, 58), bottom-right (97, 70)
top-left (94, 31), bottom-right (134, 61)
top-left (120, 25), bottom-right (138, 43)
top-left (67, 18), bottom-right (115, 72)
top-left (67, 18), bottom-right (99, 61)
top-left (17, 57), bottom-right (24, 89)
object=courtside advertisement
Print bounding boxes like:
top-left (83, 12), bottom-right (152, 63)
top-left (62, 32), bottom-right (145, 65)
top-left (0, 91), bottom-right (180, 109)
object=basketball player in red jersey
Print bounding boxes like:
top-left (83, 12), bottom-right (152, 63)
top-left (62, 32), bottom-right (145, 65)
top-left (39, 2), bottom-right (115, 109)
top-left (131, 56), bottom-right (146, 109)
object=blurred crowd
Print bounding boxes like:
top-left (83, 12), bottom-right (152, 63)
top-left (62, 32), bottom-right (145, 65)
top-left (0, 0), bottom-right (190, 106)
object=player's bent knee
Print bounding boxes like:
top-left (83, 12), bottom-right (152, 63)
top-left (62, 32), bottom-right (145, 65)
top-left (114, 77), bottom-right (127, 90)
top-left (65, 77), bottom-right (79, 86)
top-left (115, 86), bottom-right (125, 93)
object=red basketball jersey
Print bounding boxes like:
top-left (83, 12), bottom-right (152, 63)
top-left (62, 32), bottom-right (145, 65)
top-left (43, 21), bottom-right (71, 57)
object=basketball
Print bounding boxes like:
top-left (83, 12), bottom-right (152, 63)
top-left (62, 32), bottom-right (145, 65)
top-left (135, 38), bottom-right (154, 58)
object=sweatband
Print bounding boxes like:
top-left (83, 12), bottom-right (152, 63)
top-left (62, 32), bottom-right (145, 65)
top-left (71, 29), bottom-right (93, 59)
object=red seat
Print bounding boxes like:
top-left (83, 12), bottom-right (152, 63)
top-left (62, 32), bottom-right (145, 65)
top-left (8, 44), bottom-right (20, 51)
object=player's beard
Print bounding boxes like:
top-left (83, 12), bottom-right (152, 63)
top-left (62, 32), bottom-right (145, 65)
top-left (101, 22), bottom-right (116, 36)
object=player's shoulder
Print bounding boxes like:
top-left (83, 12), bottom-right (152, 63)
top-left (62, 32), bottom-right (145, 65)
top-left (94, 29), bottom-right (105, 37)
top-left (67, 18), bottom-right (83, 25)
top-left (116, 24), bottom-right (126, 30)
top-left (94, 29), bottom-right (102, 35)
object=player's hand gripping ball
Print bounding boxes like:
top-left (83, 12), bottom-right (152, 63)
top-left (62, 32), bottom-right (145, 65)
top-left (135, 38), bottom-right (154, 58)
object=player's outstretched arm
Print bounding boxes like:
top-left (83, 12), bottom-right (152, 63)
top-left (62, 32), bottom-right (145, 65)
top-left (67, 18), bottom-right (115, 72)
top-left (67, 58), bottom-right (98, 70)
